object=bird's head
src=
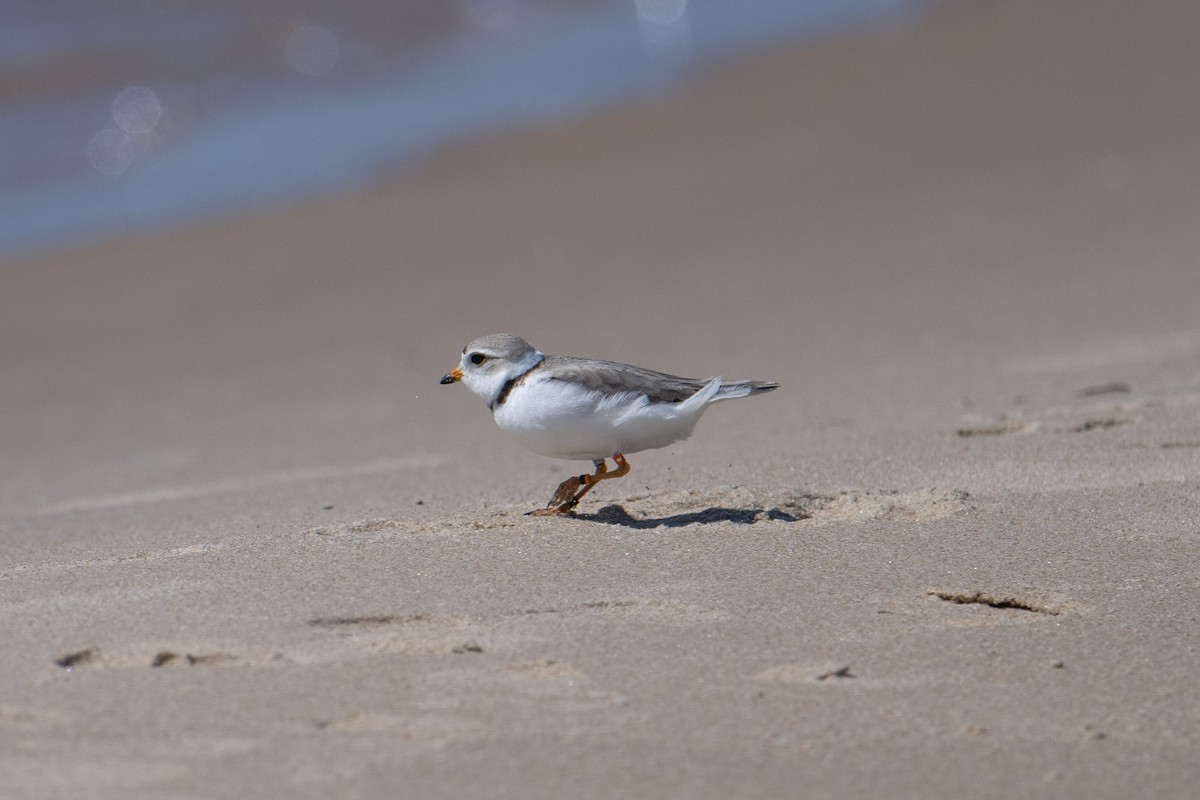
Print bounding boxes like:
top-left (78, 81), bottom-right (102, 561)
top-left (440, 333), bottom-right (543, 407)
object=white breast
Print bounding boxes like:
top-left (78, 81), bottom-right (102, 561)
top-left (491, 374), bottom-right (719, 461)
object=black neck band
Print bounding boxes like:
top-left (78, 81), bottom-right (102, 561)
top-left (489, 356), bottom-right (544, 411)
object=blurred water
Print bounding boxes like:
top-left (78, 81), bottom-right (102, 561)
top-left (0, 0), bottom-right (931, 260)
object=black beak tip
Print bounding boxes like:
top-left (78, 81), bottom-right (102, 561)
top-left (439, 374), bottom-right (455, 385)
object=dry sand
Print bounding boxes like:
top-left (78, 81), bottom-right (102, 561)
top-left (2, 0), bottom-right (1199, 797)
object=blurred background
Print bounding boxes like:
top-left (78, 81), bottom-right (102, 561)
top-left (0, 0), bottom-right (930, 259)
top-left (1, 0), bottom-right (948, 514)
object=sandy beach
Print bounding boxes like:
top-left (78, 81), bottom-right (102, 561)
top-left (2, 0), bottom-right (1199, 797)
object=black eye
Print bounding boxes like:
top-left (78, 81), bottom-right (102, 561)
top-left (469, 352), bottom-right (486, 365)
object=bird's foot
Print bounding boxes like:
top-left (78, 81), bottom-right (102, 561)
top-left (525, 457), bottom-right (628, 516)
top-left (546, 475), bottom-right (585, 507)
top-left (525, 476), bottom-right (584, 516)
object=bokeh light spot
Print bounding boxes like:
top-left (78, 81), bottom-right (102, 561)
top-left (112, 86), bottom-right (163, 134)
top-left (87, 127), bottom-right (136, 175)
top-left (636, 0), bottom-right (688, 26)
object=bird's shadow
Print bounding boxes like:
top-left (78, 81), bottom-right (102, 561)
top-left (572, 504), bottom-right (800, 529)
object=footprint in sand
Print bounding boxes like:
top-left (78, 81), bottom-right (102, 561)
top-left (755, 662), bottom-right (857, 684)
top-left (307, 613), bottom-right (488, 656)
top-left (956, 415), bottom-right (1135, 438)
top-left (927, 588), bottom-right (1067, 617)
top-left (54, 643), bottom-right (276, 671)
top-left (949, 382), bottom-right (1200, 440)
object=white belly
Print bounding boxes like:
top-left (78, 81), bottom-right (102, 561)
top-left (491, 375), bottom-right (713, 460)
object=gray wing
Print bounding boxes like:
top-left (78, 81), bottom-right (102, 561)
top-left (542, 355), bottom-right (708, 404)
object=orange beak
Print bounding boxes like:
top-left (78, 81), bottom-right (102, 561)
top-left (440, 367), bottom-right (463, 385)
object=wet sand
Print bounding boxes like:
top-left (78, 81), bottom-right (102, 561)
top-left (2, 0), bottom-right (1199, 797)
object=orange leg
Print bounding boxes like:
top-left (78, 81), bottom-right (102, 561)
top-left (528, 453), bottom-right (631, 515)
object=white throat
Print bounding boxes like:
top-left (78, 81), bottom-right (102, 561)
top-left (463, 349), bottom-right (544, 409)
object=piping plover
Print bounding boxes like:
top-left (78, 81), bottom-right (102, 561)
top-left (440, 334), bottom-right (778, 515)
